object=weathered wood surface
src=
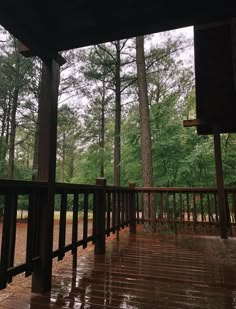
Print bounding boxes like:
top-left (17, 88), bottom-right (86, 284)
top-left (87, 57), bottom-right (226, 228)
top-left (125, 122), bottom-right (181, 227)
top-left (1, 226), bottom-right (236, 308)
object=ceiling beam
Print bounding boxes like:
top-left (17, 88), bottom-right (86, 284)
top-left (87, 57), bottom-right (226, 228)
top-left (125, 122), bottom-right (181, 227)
top-left (18, 42), bottom-right (66, 66)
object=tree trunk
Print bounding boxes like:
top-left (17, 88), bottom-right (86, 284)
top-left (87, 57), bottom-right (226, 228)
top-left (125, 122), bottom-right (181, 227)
top-left (0, 96), bottom-right (8, 176)
top-left (8, 87), bottom-right (19, 179)
top-left (100, 80), bottom-right (105, 178)
top-left (136, 36), bottom-right (156, 232)
top-left (114, 40), bottom-right (121, 186)
top-left (68, 153), bottom-right (74, 180)
top-left (61, 132), bottom-right (65, 182)
top-left (32, 116), bottom-right (39, 180)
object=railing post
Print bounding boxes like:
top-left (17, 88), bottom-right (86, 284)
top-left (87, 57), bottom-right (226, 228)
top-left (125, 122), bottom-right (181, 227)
top-left (129, 183), bottom-right (136, 234)
top-left (94, 178), bottom-right (106, 254)
top-left (32, 59), bottom-right (60, 293)
top-left (213, 128), bottom-right (228, 239)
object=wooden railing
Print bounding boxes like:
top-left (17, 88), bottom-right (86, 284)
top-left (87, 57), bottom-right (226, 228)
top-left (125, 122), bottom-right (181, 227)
top-left (134, 187), bottom-right (236, 230)
top-left (1, 179), bottom-right (235, 292)
top-left (0, 179), bottom-right (135, 290)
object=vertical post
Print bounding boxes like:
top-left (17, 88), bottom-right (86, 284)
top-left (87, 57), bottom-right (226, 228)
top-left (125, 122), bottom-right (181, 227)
top-left (129, 183), bottom-right (136, 234)
top-left (32, 59), bottom-right (60, 293)
top-left (213, 128), bottom-right (228, 239)
top-left (94, 178), bottom-right (106, 254)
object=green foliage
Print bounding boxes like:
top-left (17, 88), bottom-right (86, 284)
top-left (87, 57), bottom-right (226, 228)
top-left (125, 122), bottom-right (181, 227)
top-left (0, 29), bottom-right (235, 189)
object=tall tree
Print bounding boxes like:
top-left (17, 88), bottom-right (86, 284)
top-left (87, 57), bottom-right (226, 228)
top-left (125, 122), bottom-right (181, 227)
top-left (136, 36), bottom-right (156, 232)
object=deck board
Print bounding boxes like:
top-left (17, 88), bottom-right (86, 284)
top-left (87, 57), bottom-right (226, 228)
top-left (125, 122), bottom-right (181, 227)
top-left (1, 226), bottom-right (236, 308)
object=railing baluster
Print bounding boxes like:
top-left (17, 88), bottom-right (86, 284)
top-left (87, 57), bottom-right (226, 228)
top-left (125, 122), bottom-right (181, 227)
top-left (106, 192), bottom-right (111, 236)
top-left (83, 193), bottom-right (88, 249)
top-left (136, 192), bottom-right (140, 224)
top-left (72, 192), bottom-right (79, 268)
top-left (148, 192), bottom-right (151, 225)
top-left (173, 193), bottom-right (176, 221)
top-left (0, 192), bottom-right (17, 288)
top-left (214, 192), bottom-right (219, 222)
top-left (125, 191), bottom-right (129, 227)
top-left (166, 191), bottom-right (169, 221)
top-left (179, 192), bottom-right (183, 222)
top-left (121, 191), bottom-right (125, 228)
top-left (117, 191), bottom-right (120, 230)
top-left (112, 192), bottom-right (116, 233)
top-left (200, 193), bottom-right (204, 222)
top-left (58, 191), bottom-right (67, 261)
top-left (141, 192), bottom-right (144, 224)
top-left (186, 193), bottom-right (190, 221)
top-left (207, 191), bottom-right (211, 223)
top-left (26, 190), bottom-right (38, 276)
top-left (233, 192), bottom-right (236, 223)
top-left (193, 193), bottom-right (197, 231)
top-left (129, 183), bottom-right (136, 233)
top-left (225, 192), bottom-right (232, 236)
top-left (160, 192), bottom-right (163, 219)
top-left (94, 178), bottom-right (106, 254)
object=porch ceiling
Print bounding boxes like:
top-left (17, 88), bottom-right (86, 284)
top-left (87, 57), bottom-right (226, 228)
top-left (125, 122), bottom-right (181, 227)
top-left (0, 2), bottom-right (236, 55)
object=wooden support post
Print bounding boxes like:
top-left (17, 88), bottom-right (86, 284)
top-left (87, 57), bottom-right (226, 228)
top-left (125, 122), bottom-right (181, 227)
top-left (129, 183), bottom-right (136, 234)
top-left (94, 178), bottom-right (106, 255)
top-left (32, 59), bottom-right (60, 293)
top-left (213, 128), bottom-right (228, 239)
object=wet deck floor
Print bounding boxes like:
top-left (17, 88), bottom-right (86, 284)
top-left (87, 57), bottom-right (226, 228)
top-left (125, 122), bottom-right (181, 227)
top-left (1, 226), bottom-right (236, 308)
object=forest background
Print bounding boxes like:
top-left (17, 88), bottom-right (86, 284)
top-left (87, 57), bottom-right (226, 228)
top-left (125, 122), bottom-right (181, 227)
top-left (0, 26), bottom-right (236, 193)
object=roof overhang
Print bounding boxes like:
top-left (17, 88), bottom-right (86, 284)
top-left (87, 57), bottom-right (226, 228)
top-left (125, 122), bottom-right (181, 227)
top-left (0, 2), bottom-right (236, 57)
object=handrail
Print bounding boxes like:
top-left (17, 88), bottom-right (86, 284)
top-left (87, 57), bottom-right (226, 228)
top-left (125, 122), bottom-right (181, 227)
top-left (134, 186), bottom-right (236, 192)
top-left (1, 179), bottom-right (236, 292)
top-left (0, 179), bottom-right (134, 291)
top-left (133, 186), bottom-right (236, 231)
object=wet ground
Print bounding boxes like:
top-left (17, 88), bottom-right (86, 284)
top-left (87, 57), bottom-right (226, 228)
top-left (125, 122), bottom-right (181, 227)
top-left (1, 225), bottom-right (236, 308)
top-left (0, 219), bottom-right (93, 304)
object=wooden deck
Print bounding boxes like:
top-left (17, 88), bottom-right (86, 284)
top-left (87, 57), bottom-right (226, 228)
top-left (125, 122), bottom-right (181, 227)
top-left (1, 226), bottom-right (236, 308)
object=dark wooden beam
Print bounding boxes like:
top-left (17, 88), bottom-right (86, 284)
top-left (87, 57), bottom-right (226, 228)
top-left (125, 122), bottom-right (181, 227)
top-left (213, 127), bottom-right (228, 239)
top-left (32, 59), bottom-right (60, 293)
top-left (18, 42), bottom-right (66, 66)
top-left (183, 119), bottom-right (203, 127)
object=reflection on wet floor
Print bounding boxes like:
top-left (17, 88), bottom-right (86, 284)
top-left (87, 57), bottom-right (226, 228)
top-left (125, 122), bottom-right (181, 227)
top-left (2, 226), bottom-right (236, 308)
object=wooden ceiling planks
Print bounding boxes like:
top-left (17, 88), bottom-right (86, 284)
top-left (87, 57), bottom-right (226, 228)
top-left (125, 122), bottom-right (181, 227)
top-left (0, 2), bottom-right (235, 53)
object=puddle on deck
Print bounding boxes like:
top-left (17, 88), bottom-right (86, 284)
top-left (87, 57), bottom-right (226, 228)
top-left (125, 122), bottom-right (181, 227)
top-left (1, 227), bottom-right (236, 308)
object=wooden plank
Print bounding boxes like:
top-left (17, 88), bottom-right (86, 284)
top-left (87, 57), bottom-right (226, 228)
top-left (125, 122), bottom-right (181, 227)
top-left (183, 119), bottom-right (203, 127)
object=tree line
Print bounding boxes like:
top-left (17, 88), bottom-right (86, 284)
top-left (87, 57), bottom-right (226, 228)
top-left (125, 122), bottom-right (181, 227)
top-left (0, 27), bottom-right (236, 192)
